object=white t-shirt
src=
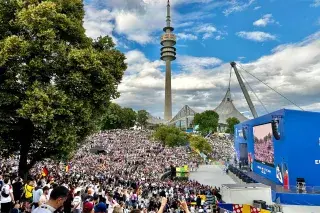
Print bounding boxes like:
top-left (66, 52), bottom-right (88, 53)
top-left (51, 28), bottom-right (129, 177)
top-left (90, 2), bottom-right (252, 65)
top-left (32, 204), bottom-right (56, 213)
top-left (72, 196), bottom-right (82, 209)
top-left (1, 184), bottom-right (13, 203)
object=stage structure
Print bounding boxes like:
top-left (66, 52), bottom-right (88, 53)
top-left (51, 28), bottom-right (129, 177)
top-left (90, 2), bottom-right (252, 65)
top-left (234, 109), bottom-right (320, 205)
top-left (161, 0), bottom-right (176, 121)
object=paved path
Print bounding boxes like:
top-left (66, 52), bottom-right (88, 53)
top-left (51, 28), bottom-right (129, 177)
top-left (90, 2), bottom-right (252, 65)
top-left (189, 165), bottom-right (236, 187)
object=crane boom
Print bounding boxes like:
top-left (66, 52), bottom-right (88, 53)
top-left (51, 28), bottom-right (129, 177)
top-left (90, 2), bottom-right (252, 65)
top-left (230, 62), bottom-right (258, 118)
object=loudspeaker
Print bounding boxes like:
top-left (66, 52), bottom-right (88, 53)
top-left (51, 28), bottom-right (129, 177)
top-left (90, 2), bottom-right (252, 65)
top-left (272, 120), bottom-right (280, 140)
top-left (296, 177), bottom-right (305, 183)
top-left (242, 127), bottom-right (247, 140)
top-left (253, 200), bottom-right (267, 209)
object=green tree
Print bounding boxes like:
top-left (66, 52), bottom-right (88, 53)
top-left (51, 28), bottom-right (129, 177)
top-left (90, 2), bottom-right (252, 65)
top-left (225, 117), bottom-right (240, 134)
top-left (122, 107), bottom-right (137, 129)
top-left (194, 110), bottom-right (219, 136)
top-left (101, 103), bottom-right (123, 130)
top-left (153, 125), bottom-right (188, 147)
top-left (189, 135), bottom-right (212, 155)
top-left (136, 110), bottom-right (148, 128)
top-left (0, 0), bottom-right (127, 177)
top-left (101, 104), bottom-right (136, 130)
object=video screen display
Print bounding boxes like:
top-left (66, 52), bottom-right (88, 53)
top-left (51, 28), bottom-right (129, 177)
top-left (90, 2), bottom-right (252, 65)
top-left (253, 123), bottom-right (274, 167)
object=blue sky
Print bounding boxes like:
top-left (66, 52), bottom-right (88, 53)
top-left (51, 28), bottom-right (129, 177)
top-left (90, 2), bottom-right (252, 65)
top-left (83, 0), bottom-right (320, 118)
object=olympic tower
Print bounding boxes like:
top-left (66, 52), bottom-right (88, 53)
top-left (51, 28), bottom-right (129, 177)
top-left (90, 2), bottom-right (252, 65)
top-left (161, 0), bottom-right (176, 121)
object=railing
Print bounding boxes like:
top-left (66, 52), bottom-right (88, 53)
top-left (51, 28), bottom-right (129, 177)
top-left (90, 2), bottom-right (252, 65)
top-left (275, 185), bottom-right (320, 194)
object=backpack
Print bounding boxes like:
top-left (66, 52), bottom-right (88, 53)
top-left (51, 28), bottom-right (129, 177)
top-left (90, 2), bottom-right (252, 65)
top-left (1, 185), bottom-right (10, 198)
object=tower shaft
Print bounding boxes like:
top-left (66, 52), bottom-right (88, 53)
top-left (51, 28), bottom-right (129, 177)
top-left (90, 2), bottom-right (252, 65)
top-left (164, 60), bottom-right (172, 120)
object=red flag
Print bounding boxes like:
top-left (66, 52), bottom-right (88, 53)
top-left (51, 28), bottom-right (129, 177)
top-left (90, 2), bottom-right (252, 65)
top-left (42, 167), bottom-right (49, 177)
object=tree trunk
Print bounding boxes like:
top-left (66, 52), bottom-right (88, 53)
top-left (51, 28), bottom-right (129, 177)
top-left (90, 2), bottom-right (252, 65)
top-left (18, 150), bottom-right (29, 180)
top-left (18, 119), bottom-right (34, 180)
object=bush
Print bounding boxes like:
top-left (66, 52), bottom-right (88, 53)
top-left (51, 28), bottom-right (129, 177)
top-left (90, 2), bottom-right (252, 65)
top-left (153, 125), bottom-right (188, 147)
top-left (189, 135), bottom-right (212, 155)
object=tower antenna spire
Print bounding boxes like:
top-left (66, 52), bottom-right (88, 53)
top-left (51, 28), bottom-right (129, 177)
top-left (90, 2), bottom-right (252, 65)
top-left (166, 0), bottom-right (171, 27)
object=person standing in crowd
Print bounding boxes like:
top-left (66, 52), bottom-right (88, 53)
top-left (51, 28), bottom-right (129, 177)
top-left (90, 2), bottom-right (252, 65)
top-left (1, 177), bottom-right (14, 213)
top-left (0, 175), bottom-right (4, 193)
top-left (32, 186), bottom-right (69, 213)
top-left (11, 203), bottom-right (21, 213)
top-left (94, 202), bottom-right (107, 213)
top-left (63, 189), bottom-right (75, 213)
top-left (72, 191), bottom-right (82, 213)
top-left (39, 186), bottom-right (50, 206)
top-left (12, 177), bottom-right (23, 203)
top-left (24, 180), bottom-right (34, 203)
top-left (82, 202), bottom-right (94, 213)
top-left (32, 181), bottom-right (44, 210)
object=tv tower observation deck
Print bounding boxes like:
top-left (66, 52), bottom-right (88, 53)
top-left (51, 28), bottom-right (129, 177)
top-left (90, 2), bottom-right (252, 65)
top-left (161, 0), bottom-right (176, 121)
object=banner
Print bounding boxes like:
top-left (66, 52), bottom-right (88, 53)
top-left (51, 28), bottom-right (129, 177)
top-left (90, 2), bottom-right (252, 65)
top-left (176, 165), bottom-right (189, 173)
top-left (176, 172), bottom-right (189, 178)
top-left (218, 203), bottom-right (270, 213)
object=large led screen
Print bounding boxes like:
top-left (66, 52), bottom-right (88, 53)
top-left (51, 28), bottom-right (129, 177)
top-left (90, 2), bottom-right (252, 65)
top-left (253, 123), bottom-right (274, 167)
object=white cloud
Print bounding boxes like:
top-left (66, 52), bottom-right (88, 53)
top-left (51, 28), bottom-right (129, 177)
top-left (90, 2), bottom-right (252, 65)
top-left (83, 6), bottom-right (117, 43)
top-left (253, 14), bottom-right (275, 27)
top-left (189, 24), bottom-right (227, 40)
top-left (215, 35), bottom-right (223, 40)
top-left (176, 33), bottom-right (198, 40)
top-left (85, 0), bottom-right (216, 45)
top-left (253, 6), bottom-right (261, 10)
top-left (311, 0), bottom-right (320, 7)
top-left (177, 55), bottom-right (223, 72)
top-left (236, 31), bottom-right (276, 42)
top-left (195, 24), bottom-right (217, 33)
top-left (176, 22), bottom-right (194, 28)
top-left (113, 10), bottom-right (158, 44)
top-left (223, 0), bottom-right (255, 16)
top-left (115, 31), bottom-right (320, 118)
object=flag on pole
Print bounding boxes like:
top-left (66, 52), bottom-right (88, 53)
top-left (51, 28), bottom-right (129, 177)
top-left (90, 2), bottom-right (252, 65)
top-left (42, 167), bottom-right (49, 177)
top-left (65, 164), bottom-right (70, 172)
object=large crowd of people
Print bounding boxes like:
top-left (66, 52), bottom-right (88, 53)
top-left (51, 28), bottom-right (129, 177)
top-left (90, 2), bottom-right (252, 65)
top-left (0, 130), bottom-right (228, 213)
top-left (206, 135), bottom-right (235, 162)
top-left (253, 135), bottom-right (274, 165)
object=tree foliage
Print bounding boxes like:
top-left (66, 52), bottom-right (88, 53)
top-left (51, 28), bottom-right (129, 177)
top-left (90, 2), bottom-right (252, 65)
top-left (189, 135), bottom-right (212, 155)
top-left (225, 117), bottom-right (240, 134)
top-left (101, 103), bottom-right (136, 130)
top-left (136, 110), bottom-right (149, 128)
top-left (0, 0), bottom-right (127, 176)
top-left (194, 110), bottom-right (219, 135)
top-left (153, 125), bottom-right (188, 147)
